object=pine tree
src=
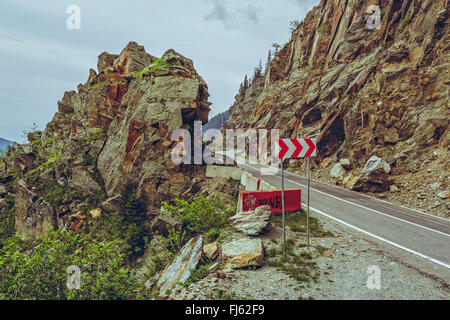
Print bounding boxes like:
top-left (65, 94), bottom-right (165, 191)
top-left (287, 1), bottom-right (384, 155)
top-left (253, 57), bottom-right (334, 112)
top-left (120, 182), bottom-right (148, 262)
top-left (272, 43), bottom-right (281, 53)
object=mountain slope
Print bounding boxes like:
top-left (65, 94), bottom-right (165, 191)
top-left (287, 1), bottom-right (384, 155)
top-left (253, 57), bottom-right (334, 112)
top-left (225, 0), bottom-right (449, 217)
top-left (203, 111), bottom-right (229, 132)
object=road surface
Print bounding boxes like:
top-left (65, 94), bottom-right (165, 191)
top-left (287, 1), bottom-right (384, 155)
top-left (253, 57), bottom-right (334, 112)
top-left (220, 153), bottom-right (450, 271)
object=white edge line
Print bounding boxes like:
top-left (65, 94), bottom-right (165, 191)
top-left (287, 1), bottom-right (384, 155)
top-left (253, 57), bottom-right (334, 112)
top-left (283, 176), bottom-right (450, 238)
top-left (284, 169), bottom-right (450, 223)
top-left (236, 159), bottom-right (449, 238)
top-left (307, 205), bottom-right (450, 270)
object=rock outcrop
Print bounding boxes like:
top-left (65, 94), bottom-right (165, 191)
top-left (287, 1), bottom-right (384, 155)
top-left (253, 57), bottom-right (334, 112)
top-left (225, 0), bottom-right (449, 199)
top-left (228, 205), bottom-right (272, 236)
top-left (156, 235), bottom-right (204, 296)
top-left (0, 42), bottom-right (211, 239)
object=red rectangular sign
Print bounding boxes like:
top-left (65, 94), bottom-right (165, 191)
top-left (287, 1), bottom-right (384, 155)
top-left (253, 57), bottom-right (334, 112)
top-left (241, 189), bottom-right (302, 212)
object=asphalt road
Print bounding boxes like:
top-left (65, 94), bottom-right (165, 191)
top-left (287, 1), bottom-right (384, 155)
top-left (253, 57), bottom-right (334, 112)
top-left (226, 157), bottom-right (450, 270)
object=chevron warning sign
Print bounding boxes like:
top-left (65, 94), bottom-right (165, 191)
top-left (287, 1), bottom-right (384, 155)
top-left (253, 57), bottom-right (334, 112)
top-left (276, 138), bottom-right (317, 159)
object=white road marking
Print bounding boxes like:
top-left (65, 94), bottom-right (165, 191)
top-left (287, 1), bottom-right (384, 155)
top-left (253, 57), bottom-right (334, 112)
top-left (306, 205), bottom-right (450, 270)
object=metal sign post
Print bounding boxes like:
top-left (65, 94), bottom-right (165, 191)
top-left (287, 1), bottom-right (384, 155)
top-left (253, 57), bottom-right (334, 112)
top-left (276, 138), bottom-right (317, 256)
top-left (281, 158), bottom-right (286, 258)
top-left (307, 157), bottom-right (310, 250)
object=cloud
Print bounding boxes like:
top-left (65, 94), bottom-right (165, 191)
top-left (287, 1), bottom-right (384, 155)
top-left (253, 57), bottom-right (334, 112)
top-left (203, 0), bottom-right (262, 28)
top-left (237, 5), bottom-right (262, 24)
top-left (204, 0), bottom-right (232, 23)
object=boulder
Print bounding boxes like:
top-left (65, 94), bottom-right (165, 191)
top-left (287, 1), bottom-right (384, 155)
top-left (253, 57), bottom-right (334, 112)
top-left (437, 191), bottom-right (449, 199)
top-left (14, 180), bottom-right (58, 239)
top-left (430, 183), bottom-right (440, 191)
top-left (346, 156), bottom-right (393, 192)
top-left (228, 205), bottom-right (271, 236)
top-left (339, 158), bottom-right (352, 170)
top-left (203, 242), bottom-right (221, 261)
top-left (156, 235), bottom-right (204, 296)
top-left (330, 163), bottom-right (346, 181)
top-left (319, 157), bottom-right (332, 167)
top-left (221, 238), bottom-right (264, 269)
top-left (361, 156), bottom-right (391, 175)
top-left (389, 185), bottom-right (399, 193)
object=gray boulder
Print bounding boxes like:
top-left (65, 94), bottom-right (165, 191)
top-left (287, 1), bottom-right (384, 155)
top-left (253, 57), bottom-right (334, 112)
top-left (330, 163), bottom-right (346, 181)
top-left (228, 205), bottom-right (271, 236)
top-left (346, 156), bottom-right (393, 192)
top-left (222, 238), bottom-right (264, 269)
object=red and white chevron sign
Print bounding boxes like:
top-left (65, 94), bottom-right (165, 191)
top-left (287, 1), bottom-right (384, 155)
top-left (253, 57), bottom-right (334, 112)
top-left (276, 138), bottom-right (317, 159)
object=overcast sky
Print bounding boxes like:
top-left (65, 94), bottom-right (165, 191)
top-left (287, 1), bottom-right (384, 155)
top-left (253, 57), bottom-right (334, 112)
top-left (0, 0), bottom-right (319, 142)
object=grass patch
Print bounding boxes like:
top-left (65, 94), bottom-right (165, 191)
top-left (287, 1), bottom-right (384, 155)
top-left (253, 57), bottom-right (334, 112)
top-left (317, 23), bottom-right (330, 34)
top-left (133, 57), bottom-right (170, 78)
top-left (179, 263), bottom-right (214, 288)
top-left (271, 210), bottom-right (333, 237)
top-left (398, 9), bottom-right (411, 32)
top-left (25, 153), bottom-right (62, 178)
top-left (215, 290), bottom-right (253, 300)
top-left (88, 81), bottom-right (105, 90)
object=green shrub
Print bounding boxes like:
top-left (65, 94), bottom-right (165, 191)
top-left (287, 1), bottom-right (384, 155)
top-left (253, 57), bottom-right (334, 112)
top-left (162, 194), bottom-right (234, 235)
top-left (0, 230), bottom-right (138, 300)
top-left (205, 227), bottom-right (221, 243)
top-left (0, 195), bottom-right (15, 245)
top-left (166, 225), bottom-right (187, 254)
top-left (179, 263), bottom-right (213, 287)
top-left (88, 183), bottom-right (150, 263)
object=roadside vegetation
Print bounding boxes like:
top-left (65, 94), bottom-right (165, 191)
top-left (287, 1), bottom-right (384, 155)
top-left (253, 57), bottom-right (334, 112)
top-left (266, 210), bottom-right (333, 285)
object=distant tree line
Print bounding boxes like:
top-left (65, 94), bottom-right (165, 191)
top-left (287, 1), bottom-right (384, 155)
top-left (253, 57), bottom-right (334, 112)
top-left (203, 111), bottom-right (229, 132)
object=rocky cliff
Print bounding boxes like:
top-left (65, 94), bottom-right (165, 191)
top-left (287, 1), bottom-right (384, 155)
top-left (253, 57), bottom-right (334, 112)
top-left (0, 42), bottom-right (211, 239)
top-left (226, 0), bottom-right (449, 217)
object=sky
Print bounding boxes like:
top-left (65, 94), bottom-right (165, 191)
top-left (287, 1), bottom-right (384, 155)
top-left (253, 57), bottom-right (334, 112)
top-left (0, 0), bottom-right (319, 142)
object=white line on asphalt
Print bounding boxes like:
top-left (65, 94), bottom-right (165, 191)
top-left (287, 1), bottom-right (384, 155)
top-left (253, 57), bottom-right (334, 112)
top-left (283, 175), bottom-right (450, 238)
top-left (306, 205), bottom-right (450, 270)
top-left (242, 162), bottom-right (450, 238)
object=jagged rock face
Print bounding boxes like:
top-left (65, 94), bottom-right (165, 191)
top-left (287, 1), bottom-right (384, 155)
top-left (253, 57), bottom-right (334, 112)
top-left (226, 0), bottom-right (449, 183)
top-left (0, 42), bottom-right (211, 239)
